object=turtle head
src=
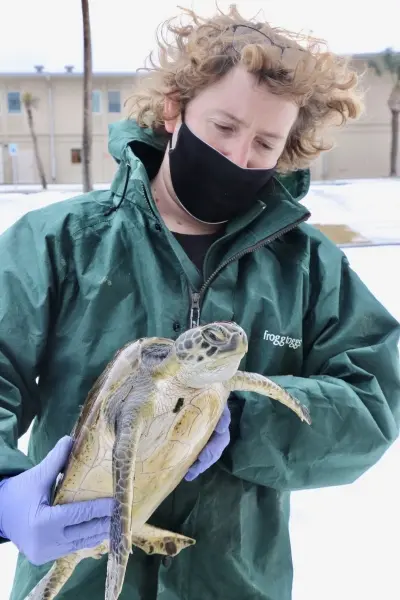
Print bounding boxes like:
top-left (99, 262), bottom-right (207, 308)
top-left (174, 322), bottom-right (248, 387)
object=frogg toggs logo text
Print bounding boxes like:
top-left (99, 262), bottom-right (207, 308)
top-left (263, 330), bottom-right (302, 350)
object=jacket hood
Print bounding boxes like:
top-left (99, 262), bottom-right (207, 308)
top-left (108, 119), bottom-right (311, 203)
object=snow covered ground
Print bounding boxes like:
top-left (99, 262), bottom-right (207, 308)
top-left (305, 178), bottom-right (400, 245)
top-left (1, 177), bottom-right (400, 245)
top-left (0, 182), bottom-right (399, 600)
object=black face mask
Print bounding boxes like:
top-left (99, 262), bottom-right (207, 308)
top-left (168, 122), bottom-right (276, 224)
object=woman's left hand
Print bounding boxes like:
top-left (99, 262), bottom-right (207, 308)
top-left (184, 404), bottom-right (231, 481)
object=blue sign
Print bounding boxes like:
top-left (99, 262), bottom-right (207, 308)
top-left (8, 143), bottom-right (18, 156)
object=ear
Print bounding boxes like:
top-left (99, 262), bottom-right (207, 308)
top-left (163, 96), bottom-right (180, 134)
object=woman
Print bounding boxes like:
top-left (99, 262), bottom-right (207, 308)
top-left (1, 6), bottom-right (399, 600)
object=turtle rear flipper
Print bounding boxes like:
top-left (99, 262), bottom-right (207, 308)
top-left (132, 523), bottom-right (195, 556)
top-left (24, 553), bottom-right (82, 600)
top-left (228, 371), bottom-right (311, 424)
top-left (24, 542), bottom-right (109, 600)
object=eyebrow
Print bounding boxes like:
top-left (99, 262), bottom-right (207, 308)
top-left (216, 110), bottom-right (284, 140)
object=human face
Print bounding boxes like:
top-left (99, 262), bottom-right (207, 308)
top-left (165, 64), bottom-right (299, 169)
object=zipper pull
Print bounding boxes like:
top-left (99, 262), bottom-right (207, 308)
top-left (190, 292), bottom-right (201, 329)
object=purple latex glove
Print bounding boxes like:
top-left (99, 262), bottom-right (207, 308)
top-left (185, 403), bottom-right (231, 481)
top-left (0, 435), bottom-right (114, 566)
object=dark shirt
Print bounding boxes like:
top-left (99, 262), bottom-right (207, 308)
top-left (172, 231), bottom-right (221, 271)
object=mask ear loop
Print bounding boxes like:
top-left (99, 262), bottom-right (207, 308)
top-left (180, 105), bottom-right (186, 123)
top-left (168, 106), bottom-right (186, 154)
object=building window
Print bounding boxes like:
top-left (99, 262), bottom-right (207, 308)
top-left (71, 149), bottom-right (82, 164)
top-left (92, 90), bottom-right (101, 113)
top-left (108, 90), bottom-right (121, 113)
top-left (8, 92), bottom-right (21, 113)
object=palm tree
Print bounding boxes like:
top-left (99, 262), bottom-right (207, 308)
top-left (368, 49), bottom-right (400, 177)
top-left (81, 0), bottom-right (93, 191)
top-left (21, 93), bottom-right (47, 189)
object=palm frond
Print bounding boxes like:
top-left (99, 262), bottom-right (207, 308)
top-left (21, 92), bottom-right (38, 110)
top-left (367, 59), bottom-right (383, 76)
top-left (382, 48), bottom-right (400, 73)
top-left (367, 49), bottom-right (400, 84)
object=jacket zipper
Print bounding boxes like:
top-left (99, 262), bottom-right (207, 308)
top-left (141, 182), bottom-right (310, 330)
top-left (189, 214), bottom-right (309, 328)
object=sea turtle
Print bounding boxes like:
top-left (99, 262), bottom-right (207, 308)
top-left (26, 321), bottom-right (311, 600)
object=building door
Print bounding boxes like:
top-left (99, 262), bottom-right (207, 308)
top-left (16, 149), bottom-right (36, 183)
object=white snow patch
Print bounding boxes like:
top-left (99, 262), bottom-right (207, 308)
top-left (303, 179), bottom-right (400, 244)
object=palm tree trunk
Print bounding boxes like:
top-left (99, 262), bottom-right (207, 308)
top-left (81, 0), bottom-right (93, 192)
top-left (390, 110), bottom-right (399, 176)
top-left (26, 105), bottom-right (47, 189)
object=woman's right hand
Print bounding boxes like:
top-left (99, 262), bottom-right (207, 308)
top-left (0, 435), bottom-right (114, 565)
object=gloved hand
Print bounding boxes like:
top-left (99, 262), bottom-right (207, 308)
top-left (0, 435), bottom-right (114, 566)
top-left (185, 403), bottom-right (231, 481)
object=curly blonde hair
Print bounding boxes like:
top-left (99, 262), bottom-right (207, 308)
top-left (127, 4), bottom-right (364, 172)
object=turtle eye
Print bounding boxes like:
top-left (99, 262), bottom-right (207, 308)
top-left (202, 325), bottom-right (227, 345)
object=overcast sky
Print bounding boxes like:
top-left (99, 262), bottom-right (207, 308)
top-left (1, 0), bottom-right (399, 73)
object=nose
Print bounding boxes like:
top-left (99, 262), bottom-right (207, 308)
top-left (219, 142), bottom-right (251, 169)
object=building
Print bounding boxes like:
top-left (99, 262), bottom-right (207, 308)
top-left (0, 57), bottom-right (399, 185)
top-left (310, 54), bottom-right (400, 181)
top-left (0, 67), bottom-right (137, 185)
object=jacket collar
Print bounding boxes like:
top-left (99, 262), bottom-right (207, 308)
top-left (108, 119), bottom-right (311, 241)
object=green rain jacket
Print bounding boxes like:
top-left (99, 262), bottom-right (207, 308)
top-left (1, 120), bottom-right (400, 600)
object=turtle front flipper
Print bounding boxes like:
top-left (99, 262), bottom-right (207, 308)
top-left (132, 523), bottom-right (195, 556)
top-left (105, 397), bottom-right (147, 600)
top-left (228, 372), bottom-right (311, 424)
